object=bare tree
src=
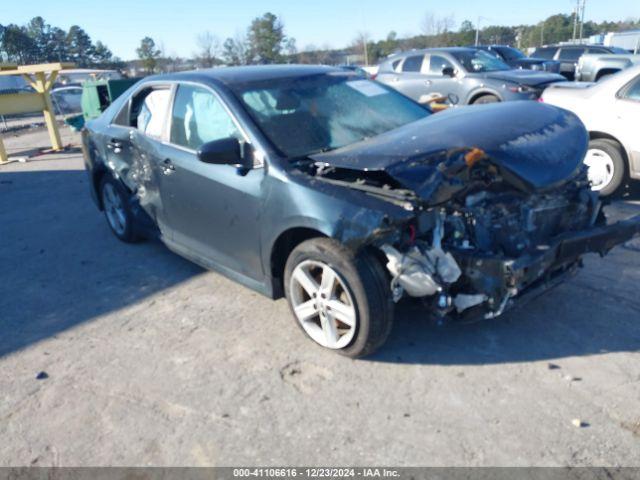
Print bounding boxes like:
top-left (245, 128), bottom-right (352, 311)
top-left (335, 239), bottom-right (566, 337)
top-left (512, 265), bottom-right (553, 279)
top-left (195, 31), bottom-right (220, 68)
top-left (422, 12), bottom-right (438, 36)
top-left (351, 31), bottom-right (370, 65)
top-left (421, 12), bottom-right (455, 46)
top-left (222, 32), bottom-right (248, 66)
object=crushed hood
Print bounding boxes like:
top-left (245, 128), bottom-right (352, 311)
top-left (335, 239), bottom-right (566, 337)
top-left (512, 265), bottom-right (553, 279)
top-left (310, 101), bottom-right (588, 200)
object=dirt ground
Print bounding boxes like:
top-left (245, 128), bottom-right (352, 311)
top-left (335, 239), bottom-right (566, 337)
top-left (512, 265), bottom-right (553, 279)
top-left (1, 127), bottom-right (639, 466)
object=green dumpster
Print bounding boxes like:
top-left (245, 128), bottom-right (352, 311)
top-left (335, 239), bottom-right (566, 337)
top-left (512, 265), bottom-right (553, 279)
top-left (81, 78), bottom-right (139, 121)
top-left (65, 78), bottom-right (139, 131)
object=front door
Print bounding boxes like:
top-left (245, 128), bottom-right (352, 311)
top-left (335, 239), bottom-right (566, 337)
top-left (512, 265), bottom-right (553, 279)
top-left (423, 54), bottom-right (461, 105)
top-left (393, 54), bottom-right (432, 102)
top-left (157, 83), bottom-right (265, 280)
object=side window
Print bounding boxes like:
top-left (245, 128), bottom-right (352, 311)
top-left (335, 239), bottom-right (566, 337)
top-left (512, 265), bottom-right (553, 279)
top-left (136, 89), bottom-right (172, 138)
top-left (588, 47), bottom-right (607, 54)
top-left (429, 55), bottom-right (454, 75)
top-left (558, 48), bottom-right (584, 62)
top-left (620, 76), bottom-right (640, 101)
top-left (402, 55), bottom-right (425, 73)
top-left (170, 84), bottom-right (241, 150)
top-left (112, 86), bottom-right (171, 138)
top-left (391, 59), bottom-right (401, 71)
top-left (534, 47), bottom-right (556, 59)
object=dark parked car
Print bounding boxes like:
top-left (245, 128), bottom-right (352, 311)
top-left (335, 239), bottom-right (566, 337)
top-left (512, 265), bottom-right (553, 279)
top-left (338, 65), bottom-right (371, 78)
top-left (469, 45), bottom-right (561, 73)
top-left (531, 44), bottom-right (629, 80)
top-left (377, 47), bottom-right (565, 105)
top-left (82, 65), bottom-right (640, 357)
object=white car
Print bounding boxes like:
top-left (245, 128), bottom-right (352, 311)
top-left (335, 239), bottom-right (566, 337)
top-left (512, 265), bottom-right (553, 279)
top-left (541, 65), bottom-right (640, 196)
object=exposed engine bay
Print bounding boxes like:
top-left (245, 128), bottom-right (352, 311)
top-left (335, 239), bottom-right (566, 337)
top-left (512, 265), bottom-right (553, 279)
top-left (306, 146), bottom-right (640, 321)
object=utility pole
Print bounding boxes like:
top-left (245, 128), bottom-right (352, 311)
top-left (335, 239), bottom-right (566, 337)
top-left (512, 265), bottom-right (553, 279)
top-left (540, 21), bottom-right (545, 46)
top-left (363, 38), bottom-right (369, 66)
top-left (579, 0), bottom-right (587, 42)
top-left (572, 0), bottom-right (580, 42)
top-left (475, 16), bottom-right (481, 46)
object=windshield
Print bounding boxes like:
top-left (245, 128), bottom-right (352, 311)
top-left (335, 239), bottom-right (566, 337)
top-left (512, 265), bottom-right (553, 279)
top-left (232, 74), bottom-right (430, 158)
top-left (496, 46), bottom-right (526, 61)
top-left (451, 50), bottom-right (511, 72)
top-left (609, 46), bottom-right (630, 54)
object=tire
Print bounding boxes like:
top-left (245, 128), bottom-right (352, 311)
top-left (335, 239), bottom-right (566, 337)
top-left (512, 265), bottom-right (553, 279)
top-left (472, 94), bottom-right (500, 105)
top-left (99, 175), bottom-right (140, 243)
top-left (284, 238), bottom-right (394, 358)
top-left (596, 72), bottom-right (615, 82)
top-left (585, 139), bottom-right (626, 197)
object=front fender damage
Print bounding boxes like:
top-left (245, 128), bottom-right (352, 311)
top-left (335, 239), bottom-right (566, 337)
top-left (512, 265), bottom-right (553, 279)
top-left (305, 146), bottom-right (640, 321)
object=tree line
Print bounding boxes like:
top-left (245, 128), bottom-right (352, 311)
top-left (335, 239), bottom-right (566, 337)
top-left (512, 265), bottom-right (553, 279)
top-left (344, 13), bottom-right (640, 65)
top-left (2, 12), bottom-right (639, 73)
top-left (135, 12), bottom-right (297, 73)
top-left (0, 17), bottom-right (121, 68)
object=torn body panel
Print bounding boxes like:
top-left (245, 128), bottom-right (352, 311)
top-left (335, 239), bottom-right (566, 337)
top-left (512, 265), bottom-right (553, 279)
top-left (300, 107), bottom-right (637, 320)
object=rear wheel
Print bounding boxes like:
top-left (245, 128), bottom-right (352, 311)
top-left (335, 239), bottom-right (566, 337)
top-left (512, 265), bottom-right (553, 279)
top-left (472, 94), bottom-right (500, 105)
top-left (284, 238), bottom-right (393, 358)
top-left (585, 139), bottom-right (626, 197)
top-left (100, 175), bottom-right (140, 243)
top-left (596, 71), bottom-right (616, 82)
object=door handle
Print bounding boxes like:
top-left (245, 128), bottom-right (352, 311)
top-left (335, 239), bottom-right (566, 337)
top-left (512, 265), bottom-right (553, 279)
top-left (107, 139), bottom-right (122, 153)
top-left (425, 80), bottom-right (433, 86)
top-left (162, 158), bottom-right (176, 175)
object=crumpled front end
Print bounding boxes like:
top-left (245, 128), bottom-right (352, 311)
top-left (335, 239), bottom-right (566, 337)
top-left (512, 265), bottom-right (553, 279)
top-left (306, 103), bottom-right (640, 320)
top-left (373, 158), bottom-right (640, 320)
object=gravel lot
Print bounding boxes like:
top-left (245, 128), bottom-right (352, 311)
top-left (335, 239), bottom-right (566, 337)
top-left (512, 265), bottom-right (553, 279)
top-left (1, 127), bottom-right (639, 466)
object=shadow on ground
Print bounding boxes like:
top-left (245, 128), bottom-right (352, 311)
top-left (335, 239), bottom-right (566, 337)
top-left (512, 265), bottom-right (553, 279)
top-left (0, 169), bottom-right (202, 358)
top-left (3, 145), bottom-right (83, 159)
top-left (2, 168), bottom-right (639, 364)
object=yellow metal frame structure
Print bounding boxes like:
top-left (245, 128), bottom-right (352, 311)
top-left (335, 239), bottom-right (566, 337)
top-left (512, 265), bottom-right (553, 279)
top-left (0, 62), bottom-right (75, 163)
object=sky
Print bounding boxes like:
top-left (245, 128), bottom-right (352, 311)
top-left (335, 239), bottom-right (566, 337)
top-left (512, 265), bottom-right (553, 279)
top-left (7, 0), bottom-right (640, 59)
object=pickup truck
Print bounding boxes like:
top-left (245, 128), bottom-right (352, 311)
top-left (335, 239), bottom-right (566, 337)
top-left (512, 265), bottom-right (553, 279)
top-left (575, 53), bottom-right (640, 82)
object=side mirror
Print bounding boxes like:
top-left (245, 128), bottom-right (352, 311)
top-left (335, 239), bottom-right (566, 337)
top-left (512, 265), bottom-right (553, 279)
top-left (442, 66), bottom-right (455, 77)
top-left (197, 137), bottom-right (248, 168)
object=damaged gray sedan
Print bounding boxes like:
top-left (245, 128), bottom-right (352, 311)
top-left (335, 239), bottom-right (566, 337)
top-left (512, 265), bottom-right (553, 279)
top-left (82, 66), bottom-right (640, 357)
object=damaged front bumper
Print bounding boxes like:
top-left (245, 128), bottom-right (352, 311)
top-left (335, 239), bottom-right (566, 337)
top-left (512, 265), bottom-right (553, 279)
top-left (384, 214), bottom-right (640, 321)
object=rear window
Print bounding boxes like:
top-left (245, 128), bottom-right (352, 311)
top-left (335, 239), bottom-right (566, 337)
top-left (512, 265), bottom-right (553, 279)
top-left (496, 46), bottom-right (525, 61)
top-left (609, 46), bottom-right (630, 54)
top-left (402, 55), bottom-right (425, 73)
top-left (558, 48), bottom-right (585, 61)
top-left (533, 47), bottom-right (557, 59)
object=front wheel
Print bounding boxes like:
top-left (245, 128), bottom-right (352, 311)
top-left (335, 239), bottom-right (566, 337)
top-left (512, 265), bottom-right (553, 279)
top-left (284, 238), bottom-right (394, 358)
top-left (585, 139), bottom-right (626, 197)
top-left (472, 94), bottom-right (500, 105)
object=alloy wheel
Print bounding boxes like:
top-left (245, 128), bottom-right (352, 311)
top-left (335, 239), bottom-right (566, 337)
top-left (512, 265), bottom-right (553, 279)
top-left (102, 183), bottom-right (127, 236)
top-left (289, 260), bottom-right (357, 349)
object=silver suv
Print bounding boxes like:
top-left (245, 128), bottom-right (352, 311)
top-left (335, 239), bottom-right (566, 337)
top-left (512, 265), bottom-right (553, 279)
top-left (377, 47), bottom-right (566, 106)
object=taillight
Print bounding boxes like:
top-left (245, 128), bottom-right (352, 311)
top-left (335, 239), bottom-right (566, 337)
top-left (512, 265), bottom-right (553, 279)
top-left (538, 97), bottom-right (544, 102)
top-left (370, 73), bottom-right (378, 81)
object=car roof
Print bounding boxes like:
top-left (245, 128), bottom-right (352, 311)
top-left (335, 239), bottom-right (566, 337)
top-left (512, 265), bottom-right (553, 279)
top-left (387, 47), bottom-right (476, 60)
top-left (537, 44), bottom-right (607, 49)
top-left (470, 45), bottom-right (514, 48)
top-left (144, 65), bottom-right (342, 87)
